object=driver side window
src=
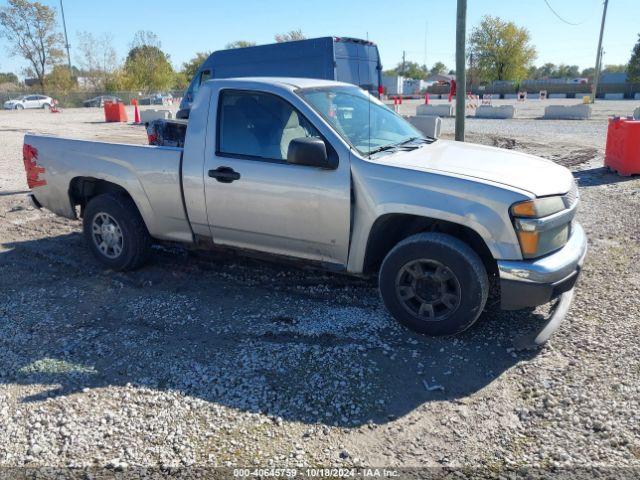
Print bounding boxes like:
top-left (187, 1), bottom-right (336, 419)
top-left (217, 90), bottom-right (321, 161)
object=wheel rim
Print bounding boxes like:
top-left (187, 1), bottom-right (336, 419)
top-left (395, 259), bottom-right (461, 322)
top-left (91, 212), bottom-right (124, 259)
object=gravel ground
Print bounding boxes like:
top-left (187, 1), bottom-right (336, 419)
top-left (0, 108), bottom-right (639, 474)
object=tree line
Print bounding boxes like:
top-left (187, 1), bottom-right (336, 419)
top-left (0, 0), bottom-right (306, 94)
top-left (383, 16), bottom-right (640, 85)
top-left (1, 1), bottom-right (639, 94)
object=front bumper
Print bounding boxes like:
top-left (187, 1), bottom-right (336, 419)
top-left (498, 223), bottom-right (587, 310)
top-left (497, 223), bottom-right (587, 349)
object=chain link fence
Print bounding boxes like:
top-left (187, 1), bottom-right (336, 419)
top-left (0, 90), bottom-right (186, 108)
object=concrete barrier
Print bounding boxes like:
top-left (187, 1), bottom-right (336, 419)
top-left (604, 93), bottom-right (624, 100)
top-left (475, 105), bottom-right (516, 119)
top-left (548, 93), bottom-right (567, 99)
top-left (634, 107), bottom-right (640, 120)
top-left (140, 109), bottom-right (173, 123)
top-left (405, 115), bottom-right (442, 138)
top-left (503, 93), bottom-right (518, 99)
top-left (416, 104), bottom-right (453, 117)
top-left (543, 104), bottom-right (592, 120)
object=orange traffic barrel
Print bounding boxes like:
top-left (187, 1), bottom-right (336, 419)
top-left (605, 117), bottom-right (640, 176)
top-left (104, 101), bottom-right (128, 123)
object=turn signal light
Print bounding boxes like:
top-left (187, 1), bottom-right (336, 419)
top-left (511, 201), bottom-right (537, 217)
top-left (510, 197), bottom-right (565, 219)
top-left (516, 231), bottom-right (539, 256)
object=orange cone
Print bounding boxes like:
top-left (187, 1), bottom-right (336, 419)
top-left (132, 99), bottom-right (140, 124)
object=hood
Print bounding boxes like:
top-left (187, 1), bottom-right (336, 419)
top-left (374, 139), bottom-right (574, 197)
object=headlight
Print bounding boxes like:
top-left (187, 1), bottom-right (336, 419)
top-left (510, 197), bottom-right (565, 218)
top-left (511, 196), bottom-right (571, 259)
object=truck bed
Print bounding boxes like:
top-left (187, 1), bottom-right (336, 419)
top-left (24, 133), bottom-right (193, 243)
top-left (147, 119), bottom-right (188, 148)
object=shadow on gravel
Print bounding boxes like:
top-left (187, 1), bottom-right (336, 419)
top-left (573, 166), bottom-right (639, 187)
top-left (0, 234), bottom-right (543, 427)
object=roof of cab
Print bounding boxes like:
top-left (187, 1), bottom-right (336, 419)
top-left (204, 77), bottom-right (354, 91)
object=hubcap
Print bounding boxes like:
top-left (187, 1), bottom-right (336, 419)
top-left (395, 259), bottom-right (461, 322)
top-left (91, 212), bottom-right (123, 259)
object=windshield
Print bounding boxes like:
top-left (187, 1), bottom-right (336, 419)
top-left (297, 85), bottom-right (425, 156)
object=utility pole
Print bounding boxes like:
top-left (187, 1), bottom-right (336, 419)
top-left (591, 0), bottom-right (609, 103)
top-left (59, 0), bottom-right (72, 73)
top-left (424, 21), bottom-right (428, 71)
top-left (455, 0), bottom-right (467, 142)
top-left (401, 50), bottom-right (406, 76)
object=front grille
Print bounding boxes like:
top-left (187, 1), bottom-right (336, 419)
top-left (563, 181), bottom-right (579, 208)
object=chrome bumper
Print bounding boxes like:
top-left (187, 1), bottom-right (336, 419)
top-left (498, 223), bottom-right (588, 285)
top-left (497, 223), bottom-right (587, 348)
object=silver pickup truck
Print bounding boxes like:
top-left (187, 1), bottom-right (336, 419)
top-left (23, 77), bottom-right (587, 346)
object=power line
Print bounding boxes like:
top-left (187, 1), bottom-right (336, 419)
top-left (543, 0), bottom-right (587, 26)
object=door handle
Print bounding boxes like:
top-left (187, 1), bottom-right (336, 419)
top-left (208, 166), bottom-right (241, 183)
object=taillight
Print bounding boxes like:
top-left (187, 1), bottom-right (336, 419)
top-left (23, 143), bottom-right (46, 188)
top-left (147, 133), bottom-right (158, 145)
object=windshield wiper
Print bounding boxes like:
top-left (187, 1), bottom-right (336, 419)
top-left (368, 137), bottom-right (427, 156)
top-left (367, 143), bottom-right (399, 156)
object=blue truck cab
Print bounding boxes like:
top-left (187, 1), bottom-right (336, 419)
top-left (176, 36), bottom-right (382, 119)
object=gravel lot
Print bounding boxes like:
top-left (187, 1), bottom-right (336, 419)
top-left (0, 106), bottom-right (639, 473)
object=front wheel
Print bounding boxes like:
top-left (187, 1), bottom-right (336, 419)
top-left (15, 104), bottom-right (24, 110)
top-left (83, 193), bottom-right (152, 271)
top-left (379, 232), bottom-right (489, 336)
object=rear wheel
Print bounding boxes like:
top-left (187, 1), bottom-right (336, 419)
top-left (379, 232), bottom-right (489, 336)
top-left (83, 193), bottom-right (151, 271)
top-left (42, 103), bottom-right (51, 110)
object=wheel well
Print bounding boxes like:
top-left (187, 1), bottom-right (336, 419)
top-left (69, 177), bottom-right (132, 217)
top-left (362, 214), bottom-right (498, 277)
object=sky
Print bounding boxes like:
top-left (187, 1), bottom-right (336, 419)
top-left (0, 0), bottom-right (638, 78)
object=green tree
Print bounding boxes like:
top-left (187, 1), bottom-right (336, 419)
top-left (628, 34), bottom-right (640, 82)
top-left (0, 72), bottom-right (19, 83)
top-left (225, 40), bottom-right (256, 49)
top-left (44, 64), bottom-right (76, 93)
top-left (601, 64), bottom-right (627, 74)
top-left (181, 51), bottom-right (211, 80)
top-left (429, 62), bottom-right (448, 76)
top-left (274, 29), bottom-right (305, 43)
top-left (581, 67), bottom-right (595, 80)
top-left (384, 61), bottom-right (427, 80)
top-left (122, 31), bottom-right (175, 92)
top-left (469, 15), bottom-right (537, 82)
top-left (0, 0), bottom-right (64, 92)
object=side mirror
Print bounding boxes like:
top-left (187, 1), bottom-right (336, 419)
top-left (287, 137), bottom-right (337, 170)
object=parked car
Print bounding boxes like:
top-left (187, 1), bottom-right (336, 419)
top-left (139, 93), bottom-right (173, 106)
top-left (22, 78), bottom-right (587, 347)
top-left (4, 95), bottom-right (54, 110)
top-left (82, 95), bottom-right (122, 108)
top-left (177, 36), bottom-right (382, 119)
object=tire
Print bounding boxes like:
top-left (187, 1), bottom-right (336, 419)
top-left (42, 103), bottom-right (51, 110)
top-left (83, 193), bottom-right (151, 271)
top-left (379, 232), bottom-right (489, 336)
top-left (15, 104), bottom-right (24, 110)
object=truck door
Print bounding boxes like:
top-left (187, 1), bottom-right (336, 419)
top-left (203, 89), bottom-right (351, 266)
